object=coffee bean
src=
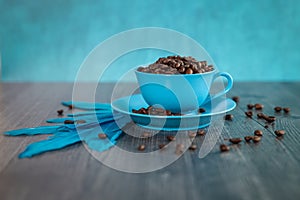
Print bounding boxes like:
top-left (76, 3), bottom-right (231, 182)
top-left (266, 116), bottom-right (276, 123)
top-left (283, 107), bottom-right (290, 113)
top-left (64, 120), bottom-right (74, 124)
top-left (232, 96), bottom-right (240, 103)
top-left (197, 129), bottom-right (206, 136)
top-left (275, 130), bottom-right (285, 136)
top-left (252, 136), bottom-right (262, 143)
top-left (274, 106), bottom-right (282, 112)
top-left (264, 125), bottom-right (269, 128)
top-left (245, 111), bottom-right (253, 118)
top-left (244, 136), bottom-right (253, 142)
top-left (57, 109), bottom-right (64, 116)
top-left (185, 68), bottom-right (193, 74)
top-left (220, 144), bottom-right (230, 152)
top-left (229, 138), bottom-right (242, 144)
top-left (188, 131), bottom-right (197, 138)
top-left (98, 133), bottom-right (107, 139)
top-left (175, 144), bottom-right (185, 154)
top-left (224, 114), bottom-right (233, 121)
top-left (255, 104), bottom-right (264, 110)
top-left (138, 144), bottom-right (146, 151)
top-left (254, 130), bottom-right (263, 136)
top-left (68, 105), bottom-right (74, 110)
top-left (166, 135), bottom-right (176, 141)
top-left (189, 144), bottom-right (197, 150)
top-left (198, 108), bottom-right (206, 113)
top-left (257, 113), bottom-right (264, 119)
top-left (141, 132), bottom-right (151, 138)
top-left (76, 120), bottom-right (86, 124)
top-left (247, 104), bottom-right (254, 109)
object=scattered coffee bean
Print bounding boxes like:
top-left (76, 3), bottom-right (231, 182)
top-left (57, 109), bottom-right (64, 116)
top-left (68, 105), bottom-right (74, 109)
top-left (197, 129), bottom-right (206, 136)
top-left (220, 144), bottom-right (230, 152)
top-left (64, 120), bottom-right (75, 124)
top-left (159, 144), bottom-right (167, 149)
top-left (229, 138), bottom-right (242, 144)
top-left (266, 116), bottom-right (276, 123)
top-left (283, 107), bottom-right (290, 113)
top-left (138, 144), bottom-right (146, 151)
top-left (247, 104), bottom-right (254, 109)
top-left (188, 131), bottom-right (197, 138)
top-left (264, 125), bottom-right (269, 128)
top-left (252, 136), bottom-right (262, 143)
top-left (275, 130), bottom-right (285, 136)
top-left (189, 144), bottom-right (197, 150)
top-left (141, 132), bottom-right (151, 138)
top-left (198, 108), bottom-right (206, 113)
top-left (224, 114), bottom-right (233, 121)
top-left (255, 103), bottom-right (264, 110)
top-left (274, 106), bottom-right (282, 112)
top-left (175, 144), bottom-right (185, 154)
top-left (76, 120), bottom-right (86, 124)
top-left (257, 113), bottom-right (264, 119)
top-left (244, 136), bottom-right (253, 142)
top-left (166, 135), bottom-right (176, 141)
top-left (232, 96), bottom-right (240, 103)
top-left (245, 111), bottom-right (253, 118)
top-left (98, 133), bottom-right (107, 139)
top-left (132, 106), bottom-right (182, 116)
top-left (254, 130), bottom-right (263, 136)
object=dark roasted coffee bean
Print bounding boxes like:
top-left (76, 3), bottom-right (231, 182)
top-left (275, 130), bottom-right (285, 136)
top-left (224, 114), bottom-right (233, 121)
top-left (132, 109), bottom-right (139, 113)
top-left (197, 129), bottom-right (206, 136)
top-left (138, 144), bottom-right (146, 151)
top-left (185, 68), bottom-right (193, 74)
top-left (257, 113), bottom-right (264, 119)
top-left (255, 103), bottom-right (264, 110)
top-left (178, 66), bottom-right (185, 73)
top-left (283, 107), bottom-right (290, 113)
top-left (266, 116), bottom-right (276, 122)
top-left (274, 106), bottom-right (282, 112)
top-left (232, 96), bottom-right (239, 103)
top-left (98, 133), bottom-right (107, 139)
top-left (198, 108), bottom-right (206, 113)
top-left (252, 136), bottom-right (262, 143)
top-left (64, 120), bottom-right (74, 124)
top-left (244, 136), bottom-right (253, 142)
top-left (220, 144), bottom-right (230, 152)
top-left (188, 131), bottom-right (197, 138)
top-left (68, 105), bottom-right (74, 109)
top-left (57, 109), bottom-right (64, 116)
top-left (159, 144), bottom-right (167, 149)
top-left (166, 135), bottom-right (176, 141)
top-left (254, 130), bottom-right (263, 136)
top-left (229, 138), bottom-right (242, 144)
top-left (264, 125), bottom-right (269, 128)
top-left (247, 104), bottom-right (254, 109)
top-left (245, 111), bottom-right (253, 118)
top-left (189, 144), bottom-right (197, 150)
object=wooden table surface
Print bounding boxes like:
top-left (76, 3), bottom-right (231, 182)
top-left (0, 82), bottom-right (300, 200)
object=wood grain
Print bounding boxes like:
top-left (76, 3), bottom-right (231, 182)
top-left (0, 82), bottom-right (300, 200)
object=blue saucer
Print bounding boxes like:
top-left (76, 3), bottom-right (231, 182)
top-left (111, 94), bottom-right (236, 131)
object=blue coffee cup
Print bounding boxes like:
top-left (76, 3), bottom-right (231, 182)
top-left (135, 68), bottom-right (233, 113)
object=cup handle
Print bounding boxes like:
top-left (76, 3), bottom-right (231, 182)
top-left (202, 72), bottom-right (233, 105)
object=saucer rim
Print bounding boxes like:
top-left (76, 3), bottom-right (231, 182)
top-left (111, 94), bottom-right (236, 119)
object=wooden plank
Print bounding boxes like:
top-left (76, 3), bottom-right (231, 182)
top-left (0, 83), bottom-right (299, 200)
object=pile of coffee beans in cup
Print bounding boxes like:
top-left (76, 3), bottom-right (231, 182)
top-left (137, 55), bottom-right (214, 74)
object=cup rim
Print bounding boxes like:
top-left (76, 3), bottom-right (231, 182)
top-left (135, 67), bottom-right (216, 76)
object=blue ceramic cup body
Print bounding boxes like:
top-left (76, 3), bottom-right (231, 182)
top-left (135, 68), bottom-right (233, 113)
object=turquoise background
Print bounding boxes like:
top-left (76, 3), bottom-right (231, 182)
top-left (0, 0), bottom-right (299, 82)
